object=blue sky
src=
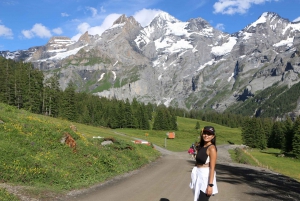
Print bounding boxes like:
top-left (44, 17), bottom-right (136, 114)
top-left (0, 0), bottom-right (300, 51)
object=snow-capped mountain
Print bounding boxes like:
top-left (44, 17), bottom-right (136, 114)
top-left (2, 11), bottom-right (300, 117)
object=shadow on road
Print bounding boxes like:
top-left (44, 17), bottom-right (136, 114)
top-left (216, 163), bottom-right (300, 201)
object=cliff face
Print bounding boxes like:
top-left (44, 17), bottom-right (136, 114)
top-left (2, 12), bottom-right (300, 117)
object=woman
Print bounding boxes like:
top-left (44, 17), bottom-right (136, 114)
top-left (189, 126), bottom-right (218, 201)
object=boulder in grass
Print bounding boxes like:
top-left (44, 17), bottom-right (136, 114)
top-left (101, 141), bottom-right (113, 146)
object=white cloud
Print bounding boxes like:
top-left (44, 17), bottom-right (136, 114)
top-left (100, 6), bottom-right (106, 13)
top-left (77, 22), bottom-right (91, 33)
top-left (71, 14), bottom-right (121, 41)
top-left (61, 12), bottom-right (69, 17)
top-left (213, 0), bottom-right (274, 15)
top-left (86, 6), bottom-right (98, 17)
top-left (293, 16), bottom-right (300, 22)
top-left (22, 30), bottom-right (34, 39)
top-left (0, 24), bottom-right (13, 39)
top-left (215, 23), bottom-right (225, 31)
top-left (22, 23), bottom-right (52, 39)
top-left (52, 27), bottom-right (63, 35)
top-left (133, 8), bottom-right (163, 27)
top-left (71, 8), bottom-right (162, 41)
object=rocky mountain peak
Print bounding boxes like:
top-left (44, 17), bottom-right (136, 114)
top-left (113, 14), bottom-right (140, 27)
top-left (186, 17), bottom-right (212, 32)
top-left (78, 31), bottom-right (90, 44)
top-left (46, 36), bottom-right (74, 50)
top-left (4, 11), bottom-right (300, 117)
top-left (47, 36), bottom-right (72, 45)
top-left (243, 11), bottom-right (290, 32)
top-left (149, 12), bottom-right (179, 27)
top-left (113, 14), bottom-right (128, 25)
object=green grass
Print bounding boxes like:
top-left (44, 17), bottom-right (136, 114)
top-left (1, 102), bottom-right (300, 200)
top-left (230, 147), bottom-right (300, 182)
top-left (115, 117), bottom-right (243, 152)
top-left (0, 103), bottom-right (160, 200)
top-left (229, 148), bottom-right (258, 166)
top-left (249, 148), bottom-right (300, 181)
top-left (0, 188), bottom-right (19, 201)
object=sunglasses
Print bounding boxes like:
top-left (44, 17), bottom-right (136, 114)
top-left (202, 132), bottom-right (214, 136)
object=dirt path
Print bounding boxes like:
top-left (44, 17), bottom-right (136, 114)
top-left (61, 144), bottom-right (300, 201)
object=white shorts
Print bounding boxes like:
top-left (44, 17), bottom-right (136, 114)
top-left (189, 166), bottom-right (218, 201)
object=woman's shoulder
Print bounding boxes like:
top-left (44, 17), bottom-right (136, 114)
top-left (208, 144), bottom-right (217, 151)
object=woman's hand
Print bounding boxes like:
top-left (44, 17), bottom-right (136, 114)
top-left (206, 186), bottom-right (213, 196)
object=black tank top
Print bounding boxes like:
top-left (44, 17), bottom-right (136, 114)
top-left (196, 144), bottom-right (213, 165)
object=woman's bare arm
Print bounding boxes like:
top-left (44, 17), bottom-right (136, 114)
top-left (206, 145), bottom-right (217, 196)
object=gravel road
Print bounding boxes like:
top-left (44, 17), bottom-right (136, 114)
top-left (61, 144), bottom-right (300, 201)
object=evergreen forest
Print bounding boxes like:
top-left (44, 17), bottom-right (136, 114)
top-left (0, 56), bottom-right (300, 158)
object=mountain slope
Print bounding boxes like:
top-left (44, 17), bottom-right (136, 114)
top-left (1, 11), bottom-right (300, 118)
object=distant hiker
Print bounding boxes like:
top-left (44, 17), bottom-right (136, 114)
top-left (188, 146), bottom-right (196, 159)
top-left (189, 126), bottom-right (218, 201)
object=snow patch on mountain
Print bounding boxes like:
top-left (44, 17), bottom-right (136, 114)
top-left (98, 73), bottom-right (105, 82)
top-left (109, 23), bottom-right (125, 31)
top-left (228, 73), bottom-right (234, 82)
top-left (112, 71), bottom-right (116, 81)
top-left (113, 61), bottom-right (118, 66)
top-left (48, 49), bottom-right (67, 53)
top-left (273, 37), bottom-right (294, 47)
top-left (211, 37), bottom-right (237, 56)
top-left (163, 97), bottom-right (173, 107)
top-left (197, 59), bottom-right (215, 71)
top-left (242, 32), bottom-right (252, 40)
top-left (282, 23), bottom-right (300, 35)
top-left (155, 38), bottom-right (193, 53)
top-left (39, 45), bottom-right (87, 61)
top-left (247, 12), bottom-right (268, 30)
top-left (192, 27), bottom-right (214, 37)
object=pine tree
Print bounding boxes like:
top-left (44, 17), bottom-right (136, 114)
top-left (153, 109), bottom-right (164, 130)
top-left (171, 114), bottom-right (178, 130)
top-left (124, 99), bottom-right (137, 128)
top-left (241, 117), bottom-right (255, 147)
top-left (146, 102), bottom-right (153, 120)
top-left (292, 127), bottom-right (300, 159)
top-left (284, 116), bottom-right (294, 152)
top-left (138, 105), bottom-right (150, 130)
top-left (43, 75), bottom-right (61, 117)
top-left (261, 118), bottom-right (273, 143)
top-left (117, 101), bottom-right (126, 128)
top-left (107, 103), bottom-right (119, 129)
top-left (195, 121), bottom-right (200, 130)
top-left (290, 116), bottom-right (300, 152)
top-left (241, 117), bottom-right (266, 149)
top-left (269, 121), bottom-right (285, 149)
top-left (59, 82), bottom-right (77, 121)
top-left (256, 119), bottom-right (267, 149)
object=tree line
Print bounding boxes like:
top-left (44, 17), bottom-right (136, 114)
top-left (0, 57), bottom-right (177, 131)
top-left (241, 116), bottom-right (300, 158)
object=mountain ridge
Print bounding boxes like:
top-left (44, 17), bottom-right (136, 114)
top-left (1, 11), bottom-right (300, 118)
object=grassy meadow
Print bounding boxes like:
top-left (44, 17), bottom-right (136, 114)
top-left (0, 102), bottom-right (300, 200)
top-left (0, 103), bottom-right (160, 200)
top-left (115, 117), bottom-right (243, 152)
top-left (248, 148), bottom-right (300, 181)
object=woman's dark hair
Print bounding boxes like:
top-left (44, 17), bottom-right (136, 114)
top-left (199, 127), bottom-right (216, 148)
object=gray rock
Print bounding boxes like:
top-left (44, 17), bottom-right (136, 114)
top-left (101, 141), bottom-right (113, 146)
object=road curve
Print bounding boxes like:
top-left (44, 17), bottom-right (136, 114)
top-left (63, 144), bottom-right (300, 201)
